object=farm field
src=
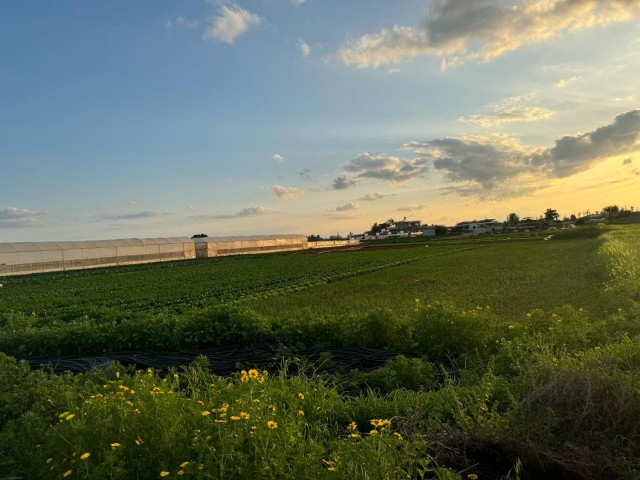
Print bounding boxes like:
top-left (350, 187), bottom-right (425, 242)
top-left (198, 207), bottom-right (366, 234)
top-left (1, 225), bottom-right (640, 479)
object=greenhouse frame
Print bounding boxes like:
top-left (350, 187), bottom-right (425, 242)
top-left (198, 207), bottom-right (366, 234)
top-left (0, 238), bottom-right (196, 276)
top-left (194, 234), bottom-right (308, 257)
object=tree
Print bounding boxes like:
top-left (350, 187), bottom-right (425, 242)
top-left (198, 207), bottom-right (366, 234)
top-left (602, 205), bottom-right (620, 217)
top-left (507, 212), bottom-right (520, 225)
top-left (191, 233), bottom-right (208, 238)
top-left (544, 208), bottom-right (559, 221)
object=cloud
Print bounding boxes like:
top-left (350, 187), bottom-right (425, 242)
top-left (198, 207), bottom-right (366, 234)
top-left (358, 192), bottom-right (388, 202)
top-left (291, 0), bottom-right (306, 6)
top-left (534, 109), bottom-right (640, 177)
top-left (397, 204), bottom-right (428, 212)
top-left (0, 207), bottom-right (43, 228)
top-left (555, 76), bottom-right (580, 89)
top-left (203, 4), bottom-right (261, 44)
top-left (438, 183), bottom-right (540, 200)
top-left (331, 202), bottom-right (359, 212)
top-left (623, 157), bottom-right (633, 165)
top-left (272, 185), bottom-right (303, 201)
top-left (297, 39), bottom-right (311, 57)
top-left (337, 0), bottom-right (640, 69)
top-left (297, 169), bottom-right (312, 180)
top-left (97, 211), bottom-right (174, 221)
top-left (171, 16), bottom-right (201, 29)
top-left (332, 175), bottom-right (357, 190)
top-left (460, 94), bottom-right (555, 127)
top-left (186, 205), bottom-right (197, 211)
top-left (401, 109), bottom-right (640, 196)
top-left (205, 206), bottom-right (280, 219)
top-left (272, 153), bottom-right (285, 163)
top-left (332, 152), bottom-right (430, 189)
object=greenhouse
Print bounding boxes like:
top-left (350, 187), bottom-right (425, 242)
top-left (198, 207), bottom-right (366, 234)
top-left (0, 237), bottom-right (196, 276)
top-left (194, 234), bottom-right (307, 257)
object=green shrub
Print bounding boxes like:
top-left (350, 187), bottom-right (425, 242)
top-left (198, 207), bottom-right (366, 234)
top-left (412, 303), bottom-right (502, 360)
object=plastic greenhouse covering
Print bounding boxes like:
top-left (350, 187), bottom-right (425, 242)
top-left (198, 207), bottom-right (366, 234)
top-left (0, 238), bottom-right (196, 276)
top-left (194, 234), bottom-right (307, 257)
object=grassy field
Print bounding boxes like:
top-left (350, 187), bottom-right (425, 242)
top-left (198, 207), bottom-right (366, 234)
top-left (1, 225), bottom-right (639, 479)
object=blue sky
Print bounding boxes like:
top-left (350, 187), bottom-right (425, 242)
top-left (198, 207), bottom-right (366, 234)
top-left (1, 0), bottom-right (639, 240)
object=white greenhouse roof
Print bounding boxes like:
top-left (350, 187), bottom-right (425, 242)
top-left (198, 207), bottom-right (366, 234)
top-left (194, 234), bottom-right (306, 243)
top-left (0, 237), bottom-right (193, 254)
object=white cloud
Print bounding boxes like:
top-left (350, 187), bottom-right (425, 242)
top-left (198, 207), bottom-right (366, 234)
top-left (337, 0), bottom-right (640, 69)
top-left (0, 207), bottom-right (43, 228)
top-left (358, 192), bottom-right (388, 202)
top-left (554, 76), bottom-right (580, 89)
top-left (291, 0), bottom-right (306, 6)
top-left (297, 39), bottom-right (311, 57)
top-left (175, 16), bottom-right (201, 29)
top-left (203, 4), bottom-right (261, 44)
top-left (272, 185), bottom-right (304, 201)
top-left (97, 211), bottom-right (174, 221)
top-left (272, 153), bottom-right (285, 163)
top-left (204, 206), bottom-right (280, 219)
top-left (460, 94), bottom-right (555, 127)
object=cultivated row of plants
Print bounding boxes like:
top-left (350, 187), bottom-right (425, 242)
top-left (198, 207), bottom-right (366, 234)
top-left (0, 247), bottom-right (448, 323)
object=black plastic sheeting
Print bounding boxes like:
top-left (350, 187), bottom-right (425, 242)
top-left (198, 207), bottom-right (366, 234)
top-left (23, 343), bottom-right (399, 376)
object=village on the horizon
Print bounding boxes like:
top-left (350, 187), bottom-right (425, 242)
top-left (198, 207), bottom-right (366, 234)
top-left (312, 204), bottom-right (640, 242)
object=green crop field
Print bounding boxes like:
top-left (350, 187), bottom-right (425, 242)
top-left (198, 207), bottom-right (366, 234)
top-left (1, 225), bottom-right (639, 479)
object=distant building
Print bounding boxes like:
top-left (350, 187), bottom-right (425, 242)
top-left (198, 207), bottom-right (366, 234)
top-left (454, 219), bottom-right (503, 235)
top-left (422, 227), bottom-right (436, 237)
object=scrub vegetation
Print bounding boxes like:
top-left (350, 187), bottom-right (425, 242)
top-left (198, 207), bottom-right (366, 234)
top-left (1, 225), bottom-right (639, 479)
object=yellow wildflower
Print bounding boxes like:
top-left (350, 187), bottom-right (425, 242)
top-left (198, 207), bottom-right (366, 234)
top-left (160, 472), bottom-right (170, 477)
top-left (297, 393), bottom-right (305, 400)
top-left (393, 432), bottom-right (403, 440)
top-left (347, 421), bottom-right (357, 431)
top-left (298, 410), bottom-right (305, 416)
top-left (349, 433), bottom-right (360, 438)
top-left (135, 436), bottom-right (143, 446)
top-left (110, 443), bottom-right (121, 449)
top-left (177, 470), bottom-right (184, 476)
top-left (80, 452), bottom-right (90, 460)
top-left (179, 461), bottom-right (189, 468)
top-left (201, 411), bottom-right (211, 416)
top-left (230, 416), bottom-right (241, 421)
top-left (240, 412), bottom-right (250, 420)
top-left (370, 419), bottom-right (391, 428)
top-left (62, 470), bottom-right (73, 478)
top-left (46, 458), bottom-right (53, 464)
top-left (267, 420), bottom-right (278, 429)
top-left (467, 475), bottom-right (478, 480)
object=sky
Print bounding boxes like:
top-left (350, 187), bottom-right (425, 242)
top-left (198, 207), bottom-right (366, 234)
top-left (1, 0), bottom-right (639, 241)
